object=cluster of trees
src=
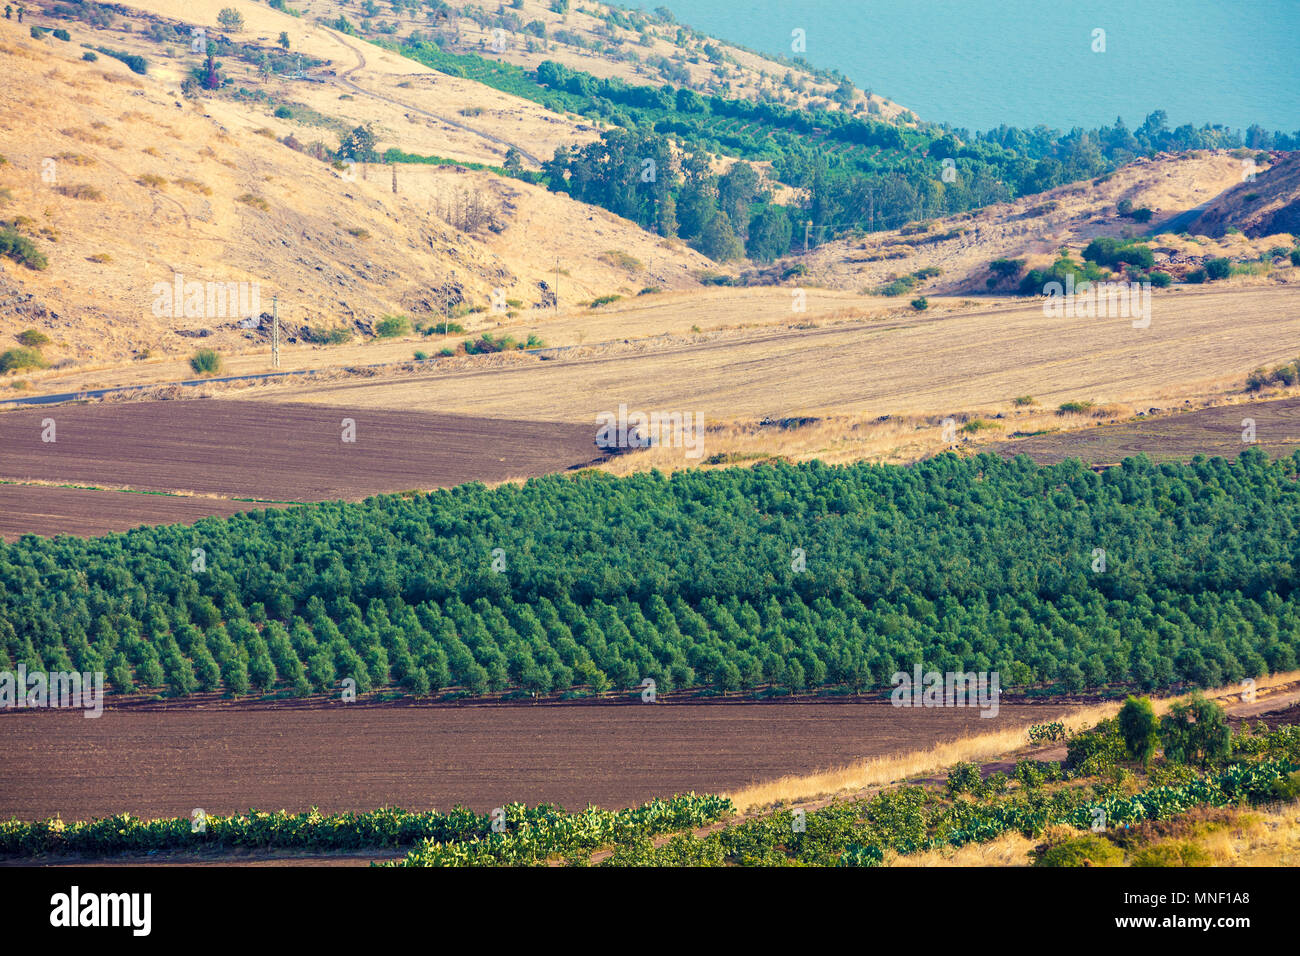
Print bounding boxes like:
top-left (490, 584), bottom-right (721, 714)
top-left (2, 451), bottom-right (1299, 702)
top-left (543, 129), bottom-right (790, 261)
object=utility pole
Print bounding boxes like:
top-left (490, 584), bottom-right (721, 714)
top-left (271, 295), bottom-right (280, 369)
top-left (804, 220), bottom-right (810, 253)
top-left (391, 163), bottom-right (397, 194)
top-left (554, 257), bottom-right (560, 315)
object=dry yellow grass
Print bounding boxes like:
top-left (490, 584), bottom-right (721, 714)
top-left (238, 284), bottom-right (1300, 430)
top-left (888, 802), bottom-right (1300, 867)
top-left (726, 671), bottom-right (1300, 812)
top-left (0, 14), bottom-right (710, 371)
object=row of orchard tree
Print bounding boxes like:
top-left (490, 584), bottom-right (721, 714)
top-left (2, 450), bottom-right (1299, 700)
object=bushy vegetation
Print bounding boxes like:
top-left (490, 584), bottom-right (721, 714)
top-left (1, 794), bottom-right (731, 860)
top-left (188, 349), bottom-right (222, 375)
top-left (92, 46), bottom-right (147, 75)
top-left (0, 225), bottom-right (49, 270)
top-left (1245, 356), bottom-right (1300, 391)
top-left (0, 347), bottom-right (49, 374)
top-left (2, 452), bottom-right (1300, 703)
top-left (1082, 237), bottom-right (1155, 271)
top-left (384, 38), bottom-right (1294, 259)
top-left (374, 315), bottom-right (410, 338)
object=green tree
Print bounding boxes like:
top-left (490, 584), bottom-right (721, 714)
top-left (217, 7), bottom-right (244, 32)
top-left (1159, 693), bottom-right (1231, 767)
top-left (1117, 695), bottom-right (1157, 766)
top-left (278, 31), bottom-right (290, 51)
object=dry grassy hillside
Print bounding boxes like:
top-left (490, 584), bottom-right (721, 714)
top-left (306, 0), bottom-right (910, 122)
top-left (794, 151), bottom-right (1297, 296)
top-left (0, 9), bottom-right (713, 373)
top-left (1191, 151), bottom-right (1300, 238)
top-left (104, 0), bottom-right (601, 167)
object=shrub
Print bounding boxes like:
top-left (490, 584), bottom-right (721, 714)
top-left (1012, 395), bottom-right (1036, 407)
top-left (1129, 841), bottom-right (1211, 867)
top-left (1028, 721), bottom-right (1066, 742)
top-left (419, 321), bottom-right (464, 336)
top-left (599, 249), bottom-right (643, 271)
top-left (1184, 268), bottom-right (1206, 283)
top-left (1065, 719), bottom-right (1125, 773)
top-left (638, 286), bottom-right (662, 296)
top-left (1117, 696), bottom-right (1158, 767)
top-left (989, 258), bottom-right (1025, 279)
top-left (53, 28), bottom-right (71, 42)
top-left (0, 227), bottom-right (47, 270)
top-left (274, 105), bottom-right (293, 119)
top-left (1057, 400), bottom-right (1094, 415)
top-left (1035, 834), bottom-right (1123, 867)
top-left (1205, 257), bottom-right (1232, 281)
top-left (589, 294), bottom-right (623, 308)
top-left (82, 52), bottom-right (98, 61)
top-left (1159, 693), bottom-right (1230, 767)
top-left (235, 193), bottom-right (269, 211)
top-left (946, 761), bottom-right (981, 795)
top-left (910, 296), bottom-right (928, 311)
top-left (1269, 770), bottom-right (1300, 802)
top-left (95, 47), bottom-right (147, 74)
top-left (189, 349), bottom-right (222, 375)
top-left (413, 350), bottom-right (427, 361)
top-left (1291, 249), bottom-right (1300, 268)
top-left (1082, 237), bottom-right (1155, 270)
top-left (374, 315), bottom-right (410, 338)
top-left (876, 275), bottom-right (917, 297)
top-left (1131, 208), bottom-right (1153, 223)
top-left (303, 326), bottom-right (353, 345)
top-left (31, 26), bottom-right (47, 39)
top-left (16, 329), bottom-right (50, 348)
top-left (0, 348), bottom-right (49, 374)
top-left (54, 184), bottom-right (104, 200)
top-left (1148, 271), bottom-right (1172, 288)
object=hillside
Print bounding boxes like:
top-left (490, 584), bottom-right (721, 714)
top-left (792, 150), bottom-right (1298, 295)
top-left (1190, 151), bottom-right (1300, 238)
top-left (0, 6), bottom-right (713, 370)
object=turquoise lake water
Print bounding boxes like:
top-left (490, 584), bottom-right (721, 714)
top-left (643, 0), bottom-right (1300, 133)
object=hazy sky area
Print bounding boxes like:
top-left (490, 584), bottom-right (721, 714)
top-left (644, 0), bottom-right (1300, 133)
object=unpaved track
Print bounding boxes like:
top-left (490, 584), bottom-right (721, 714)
top-left (333, 36), bottom-right (544, 167)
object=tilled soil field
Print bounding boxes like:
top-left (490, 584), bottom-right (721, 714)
top-left (0, 399), bottom-right (606, 508)
top-left (0, 485), bottom-right (280, 541)
top-left (0, 701), bottom-right (1075, 821)
top-left (992, 396), bottom-right (1300, 465)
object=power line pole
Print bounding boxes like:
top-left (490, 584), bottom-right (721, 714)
top-left (804, 220), bottom-right (811, 253)
top-left (554, 257), bottom-right (560, 315)
top-left (271, 295), bottom-right (280, 369)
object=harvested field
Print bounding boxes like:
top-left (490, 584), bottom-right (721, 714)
top-left (0, 485), bottom-right (278, 542)
top-left (0, 701), bottom-right (1076, 822)
top-left (0, 400), bottom-right (605, 505)
top-left (991, 395), bottom-right (1300, 465)
top-left (247, 286), bottom-right (1300, 424)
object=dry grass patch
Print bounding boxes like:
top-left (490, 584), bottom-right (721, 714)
top-left (54, 183), bottom-right (104, 201)
top-left (172, 177), bottom-right (212, 195)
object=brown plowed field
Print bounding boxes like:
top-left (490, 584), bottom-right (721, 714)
top-left (0, 701), bottom-right (1075, 821)
top-left (0, 400), bottom-right (605, 508)
top-left (992, 395), bottom-right (1300, 465)
top-left (0, 485), bottom-right (280, 542)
